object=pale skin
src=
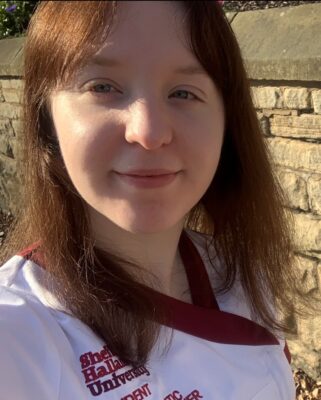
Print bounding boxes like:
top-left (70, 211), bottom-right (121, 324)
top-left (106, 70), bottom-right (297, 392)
top-left (50, 1), bottom-right (225, 301)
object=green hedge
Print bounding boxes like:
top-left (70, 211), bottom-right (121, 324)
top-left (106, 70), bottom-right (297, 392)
top-left (0, 1), bottom-right (38, 39)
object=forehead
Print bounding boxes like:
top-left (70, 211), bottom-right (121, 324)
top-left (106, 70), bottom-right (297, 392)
top-left (114, 1), bottom-right (184, 34)
top-left (87, 1), bottom-right (194, 70)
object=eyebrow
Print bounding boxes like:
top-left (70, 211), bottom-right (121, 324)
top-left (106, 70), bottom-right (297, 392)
top-left (88, 55), bottom-right (208, 77)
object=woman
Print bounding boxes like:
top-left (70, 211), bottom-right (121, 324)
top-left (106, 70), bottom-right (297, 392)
top-left (0, 1), bottom-right (307, 399)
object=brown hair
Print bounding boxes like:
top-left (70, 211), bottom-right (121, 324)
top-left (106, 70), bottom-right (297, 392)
top-left (1, 0), bottom-right (315, 366)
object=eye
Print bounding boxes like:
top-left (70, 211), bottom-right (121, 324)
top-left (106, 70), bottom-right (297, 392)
top-left (169, 89), bottom-right (198, 101)
top-left (89, 83), bottom-right (119, 94)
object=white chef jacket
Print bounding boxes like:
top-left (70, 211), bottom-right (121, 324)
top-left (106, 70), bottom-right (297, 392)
top-left (0, 229), bottom-right (295, 399)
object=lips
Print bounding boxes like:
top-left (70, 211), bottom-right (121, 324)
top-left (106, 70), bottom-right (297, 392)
top-left (113, 169), bottom-right (180, 189)
top-left (115, 169), bottom-right (178, 177)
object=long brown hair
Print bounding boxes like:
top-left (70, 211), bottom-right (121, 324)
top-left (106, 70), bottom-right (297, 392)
top-left (1, 1), bottom-right (314, 366)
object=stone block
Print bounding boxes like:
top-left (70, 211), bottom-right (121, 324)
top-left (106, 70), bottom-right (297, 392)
top-left (2, 88), bottom-right (22, 103)
top-left (251, 87), bottom-right (283, 109)
top-left (0, 154), bottom-right (20, 212)
top-left (267, 138), bottom-right (321, 173)
top-left (283, 88), bottom-right (310, 109)
top-left (287, 339), bottom-right (321, 380)
top-left (0, 103), bottom-right (23, 119)
top-left (0, 135), bottom-right (13, 158)
top-left (276, 170), bottom-right (308, 210)
top-left (312, 89), bottom-right (321, 114)
top-left (251, 87), bottom-right (259, 108)
top-left (0, 152), bottom-right (16, 174)
top-left (287, 114), bottom-right (321, 128)
top-left (318, 262), bottom-right (321, 289)
top-left (11, 120), bottom-right (23, 137)
top-left (295, 255), bottom-right (318, 294)
top-left (293, 213), bottom-right (321, 252)
top-left (0, 135), bottom-right (7, 155)
top-left (307, 175), bottom-right (321, 215)
top-left (270, 114), bottom-right (321, 139)
top-left (256, 114), bottom-right (270, 136)
top-left (297, 317), bottom-right (321, 352)
top-left (231, 3), bottom-right (321, 81)
top-left (0, 79), bottom-right (24, 90)
top-left (0, 118), bottom-right (14, 136)
top-left (0, 37), bottom-right (24, 76)
top-left (8, 137), bottom-right (21, 159)
top-left (262, 109), bottom-right (292, 117)
top-left (0, 177), bottom-right (21, 213)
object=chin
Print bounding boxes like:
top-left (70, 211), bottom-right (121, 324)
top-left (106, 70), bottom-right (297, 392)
top-left (90, 201), bottom-right (188, 235)
top-left (114, 209), bottom-right (184, 234)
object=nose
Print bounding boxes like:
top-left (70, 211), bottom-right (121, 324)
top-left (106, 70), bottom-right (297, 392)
top-left (125, 98), bottom-right (173, 150)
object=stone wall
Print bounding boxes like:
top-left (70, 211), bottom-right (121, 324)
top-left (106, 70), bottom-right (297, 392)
top-left (1, 3), bottom-right (321, 379)
top-left (252, 86), bottom-right (321, 377)
top-left (0, 36), bottom-right (23, 213)
top-left (229, 3), bottom-right (321, 378)
top-left (0, 78), bottom-right (23, 212)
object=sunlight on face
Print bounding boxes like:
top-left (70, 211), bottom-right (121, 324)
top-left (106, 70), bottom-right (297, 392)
top-left (50, 1), bottom-right (225, 235)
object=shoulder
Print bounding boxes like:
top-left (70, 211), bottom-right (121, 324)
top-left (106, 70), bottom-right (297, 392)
top-left (184, 229), bottom-right (287, 347)
top-left (0, 256), bottom-right (62, 398)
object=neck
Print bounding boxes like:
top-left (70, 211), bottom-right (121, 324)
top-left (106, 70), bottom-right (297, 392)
top-left (88, 208), bottom-right (190, 300)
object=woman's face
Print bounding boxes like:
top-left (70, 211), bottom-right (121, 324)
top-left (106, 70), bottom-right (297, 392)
top-left (50, 1), bottom-right (225, 234)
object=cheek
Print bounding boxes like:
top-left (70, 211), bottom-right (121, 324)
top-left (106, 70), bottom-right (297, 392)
top-left (179, 112), bottom-right (224, 200)
top-left (51, 98), bottom-right (121, 180)
top-left (178, 108), bottom-right (224, 178)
